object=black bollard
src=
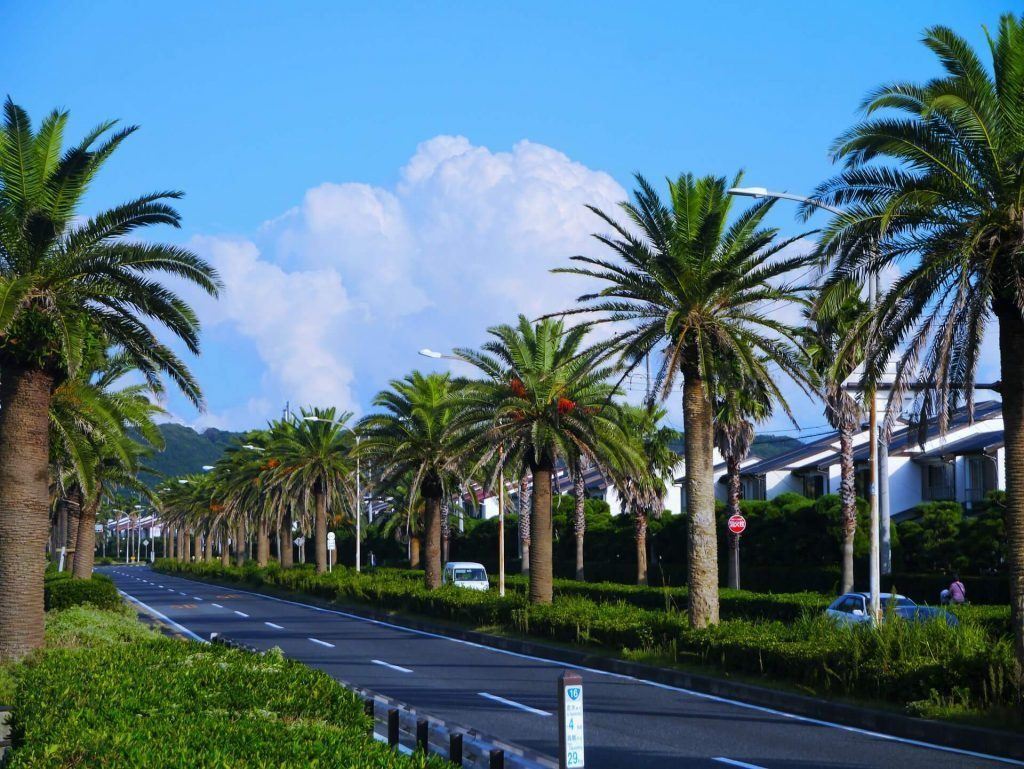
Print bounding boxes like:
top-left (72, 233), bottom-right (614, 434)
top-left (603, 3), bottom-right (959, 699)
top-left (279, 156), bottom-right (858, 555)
top-left (489, 748), bottom-right (505, 769)
top-left (416, 718), bottom-right (429, 753)
top-left (388, 708), bottom-right (400, 746)
top-left (448, 732), bottom-right (463, 766)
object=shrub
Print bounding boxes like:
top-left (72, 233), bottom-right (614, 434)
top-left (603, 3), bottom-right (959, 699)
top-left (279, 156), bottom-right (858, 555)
top-left (43, 573), bottom-right (121, 612)
top-left (8, 607), bottom-right (446, 768)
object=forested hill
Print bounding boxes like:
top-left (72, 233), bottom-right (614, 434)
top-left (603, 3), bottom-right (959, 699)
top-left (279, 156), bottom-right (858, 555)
top-left (136, 423), bottom-right (805, 486)
top-left (137, 423), bottom-right (244, 485)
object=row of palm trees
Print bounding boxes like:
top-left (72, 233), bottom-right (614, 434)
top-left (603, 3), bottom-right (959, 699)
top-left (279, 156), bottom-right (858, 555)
top-left (4, 14), bottom-right (1023, 674)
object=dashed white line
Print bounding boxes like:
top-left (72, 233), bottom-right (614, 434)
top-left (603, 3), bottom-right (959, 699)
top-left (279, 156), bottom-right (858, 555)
top-left (308, 637), bottom-right (335, 648)
top-left (178, 591), bottom-right (187, 596)
top-left (265, 622), bottom-right (284, 630)
top-left (193, 597), bottom-right (203, 602)
top-left (233, 610), bottom-right (249, 618)
top-left (371, 659), bottom-right (413, 673)
top-left (211, 603), bottom-right (223, 608)
top-left (713, 760), bottom-right (767, 769)
top-left (477, 692), bottom-right (551, 717)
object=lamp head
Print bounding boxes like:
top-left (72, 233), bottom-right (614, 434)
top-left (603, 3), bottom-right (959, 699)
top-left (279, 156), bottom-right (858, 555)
top-left (727, 186), bottom-right (769, 198)
top-left (418, 348), bottom-right (443, 359)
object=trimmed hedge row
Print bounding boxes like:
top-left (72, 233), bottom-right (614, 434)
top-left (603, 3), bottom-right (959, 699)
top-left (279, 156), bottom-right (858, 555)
top-left (156, 560), bottom-right (1019, 712)
top-left (8, 605), bottom-right (445, 768)
top-left (43, 571), bottom-right (121, 611)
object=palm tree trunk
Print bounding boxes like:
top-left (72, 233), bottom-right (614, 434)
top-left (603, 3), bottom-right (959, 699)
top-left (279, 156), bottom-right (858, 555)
top-left (410, 534), bottom-right (421, 568)
top-left (66, 492), bottom-right (82, 573)
top-left (183, 531), bottom-right (192, 562)
top-left (726, 455), bottom-right (741, 590)
top-left (635, 508), bottom-right (648, 585)
top-left (72, 495), bottom-right (101, 579)
top-left (530, 453), bottom-right (554, 604)
top-left (573, 459), bottom-right (586, 581)
top-left (314, 486), bottom-right (328, 574)
top-left (838, 425), bottom-right (857, 594)
top-left (682, 363), bottom-right (719, 627)
top-left (204, 532), bottom-right (213, 561)
top-left (167, 527), bottom-right (175, 560)
top-left (519, 476), bottom-right (531, 577)
top-left (280, 513), bottom-right (294, 568)
top-left (234, 522), bottom-right (246, 567)
top-left (996, 301), bottom-right (1024, 673)
top-left (423, 488), bottom-right (442, 590)
top-left (440, 497), bottom-right (450, 565)
top-left (257, 519), bottom-right (270, 567)
top-left (221, 524), bottom-right (230, 567)
top-left (193, 531), bottom-right (203, 562)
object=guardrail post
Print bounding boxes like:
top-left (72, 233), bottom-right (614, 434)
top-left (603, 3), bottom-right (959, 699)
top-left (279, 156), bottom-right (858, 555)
top-left (416, 718), bottom-right (429, 753)
top-left (448, 732), bottom-right (463, 765)
top-left (489, 748), bottom-right (504, 769)
top-left (387, 708), bottom-right (400, 746)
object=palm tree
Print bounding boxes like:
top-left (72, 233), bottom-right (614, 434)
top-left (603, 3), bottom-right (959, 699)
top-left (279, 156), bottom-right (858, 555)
top-left (812, 14), bottom-right (1024, 663)
top-left (273, 409), bottom-right (355, 574)
top-left (0, 101), bottom-right (219, 659)
top-left (802, 292), bottom-right (867, 593)
top-left (518, 476), bottom-right (531, 576)
top-left (457, 316), bottom-right (637, 603)
top-left (614, 404), bottom-right (679, 585)
top-left (553, 173), bottom-right (812, 626)
top-left (359, 372), bottom-right (470, 589)
top-left (713, 372), bottom-right (772, 590)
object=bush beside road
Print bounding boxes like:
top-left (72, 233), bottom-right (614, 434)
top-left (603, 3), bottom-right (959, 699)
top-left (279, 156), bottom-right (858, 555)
top-left (3, 594), bottom-right (446, 767)
top-left (156, 560), bottom-right (1020, 725)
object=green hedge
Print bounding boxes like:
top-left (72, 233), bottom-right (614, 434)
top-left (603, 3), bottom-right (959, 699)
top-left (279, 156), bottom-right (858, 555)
top-left (8, 606), bottom-right (445, 768)
top-left (156, 560), bottom-right (1018, 713)
top-left (43, 572), bottom-right (121, 611)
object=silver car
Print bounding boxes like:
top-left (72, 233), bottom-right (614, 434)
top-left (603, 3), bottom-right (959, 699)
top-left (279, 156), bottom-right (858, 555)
top-left (825, 592), bottom-right (958, 626)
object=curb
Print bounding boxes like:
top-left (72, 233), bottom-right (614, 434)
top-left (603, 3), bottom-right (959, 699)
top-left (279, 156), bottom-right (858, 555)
top-left (154, 568), bottom-right (1024, 762)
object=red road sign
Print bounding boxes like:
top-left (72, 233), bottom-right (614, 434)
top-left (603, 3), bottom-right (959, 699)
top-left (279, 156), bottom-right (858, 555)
top-left (727, 514), bottom-right (747, 535)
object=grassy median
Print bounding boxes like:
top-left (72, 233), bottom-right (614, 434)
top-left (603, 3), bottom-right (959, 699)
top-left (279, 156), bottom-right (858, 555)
top-left (3, 593), bottom-right (446, 767)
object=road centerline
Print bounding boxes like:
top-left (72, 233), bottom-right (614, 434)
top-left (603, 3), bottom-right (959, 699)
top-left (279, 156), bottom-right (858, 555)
top-left (371, 659), bottom-right (413, 673)
top-left (233, 610), bottom-right (249, 618)
top-left (714, 759), bottom-right (768, 769)
top-left (478, 692), bottom-right (551, 717)
top-left (265, 622), bottom-right (284, 630)
top-left (309, 637), bottom-right (335, 648)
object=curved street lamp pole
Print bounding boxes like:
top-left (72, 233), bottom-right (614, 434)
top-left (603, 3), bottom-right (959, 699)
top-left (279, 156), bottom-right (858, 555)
top-left (728, 187), bottom-right (884, 621)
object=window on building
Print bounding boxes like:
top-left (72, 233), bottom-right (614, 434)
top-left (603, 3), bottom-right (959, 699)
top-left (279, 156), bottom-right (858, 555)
top-left (801, 473), bottom-right (827, 499)
top-left (922, 462), bottom-right (955, 501)
top-left (964, 455), bottom-right (997, 506)
top-left (740, 474), bottom-right (766, 501)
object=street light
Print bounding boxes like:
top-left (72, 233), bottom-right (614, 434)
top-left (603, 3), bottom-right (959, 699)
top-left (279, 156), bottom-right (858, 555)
top-left (418, 347), bottom-right (507, 597)
top-left (303, 415), bottom-right (362, 572)
top-left (728, 185), bottom-right (884, 622)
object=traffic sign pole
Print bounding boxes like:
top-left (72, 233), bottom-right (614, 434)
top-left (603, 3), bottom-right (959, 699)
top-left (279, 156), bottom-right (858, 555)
top-left (726, 515), bottom-right (746, 591)
top-left (558, 671), bottom-right (584, 769)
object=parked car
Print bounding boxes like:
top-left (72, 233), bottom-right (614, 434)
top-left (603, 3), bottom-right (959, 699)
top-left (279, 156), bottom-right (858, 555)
top-left (825, 592), bottom-right (958, 626)
top-left (442, 562), bottom-right (489, 591)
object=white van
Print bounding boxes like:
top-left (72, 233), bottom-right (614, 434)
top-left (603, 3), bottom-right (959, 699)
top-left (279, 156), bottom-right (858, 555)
top-left (442, 561), bottom-right (489, 591)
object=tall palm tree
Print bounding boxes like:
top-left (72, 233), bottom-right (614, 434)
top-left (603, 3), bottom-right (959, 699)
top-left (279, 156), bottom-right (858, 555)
top-left (553, 173), bottom-right (812, 626)
top-left (713, 372), bottom-right (772, 590)
top-left (458, 316), bottom-right (638, 603)
top-left (802, 292), bottom-right (867, 593)
top-left (812, 13), bottom-right (1024, 663)
top-left (613, 404), bottom-right (678, 585)
top-left (273, 409), bottom-right (355, 574)
top-left (359, 372), bottom-right (470, 589)
top-left (0, 101), bottom-right (219, 659)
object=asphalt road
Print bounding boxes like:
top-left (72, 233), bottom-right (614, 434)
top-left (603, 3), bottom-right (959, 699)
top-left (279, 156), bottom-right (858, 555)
top-left (104, 565), bottom-right (1020, 769)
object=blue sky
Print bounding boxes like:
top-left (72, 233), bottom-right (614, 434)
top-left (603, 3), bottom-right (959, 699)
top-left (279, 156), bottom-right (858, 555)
top-left (4, 1), bottom-right (1008, 435)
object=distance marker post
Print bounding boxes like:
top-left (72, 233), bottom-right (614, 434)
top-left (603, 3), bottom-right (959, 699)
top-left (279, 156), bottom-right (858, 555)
top-left (558, 671), bottom-right (584, 769)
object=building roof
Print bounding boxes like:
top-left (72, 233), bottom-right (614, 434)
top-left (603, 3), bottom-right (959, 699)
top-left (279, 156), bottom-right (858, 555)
top-left (912, 431), bottom-right (1004, 463)
top-left (743, 400), bottom-right (1003, 475)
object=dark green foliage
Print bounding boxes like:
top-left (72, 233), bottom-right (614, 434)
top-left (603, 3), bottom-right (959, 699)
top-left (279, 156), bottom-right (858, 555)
top-left (8, 609), bottom-right (445, 768)
top-left (43, 573), bottom-right (120, 611)
top-left (157, 560), bottom-right (1018, 713)
top-left (898, 494), bottom-right (1006, 575)
top-left (136, 423), bottom-right (244, 486)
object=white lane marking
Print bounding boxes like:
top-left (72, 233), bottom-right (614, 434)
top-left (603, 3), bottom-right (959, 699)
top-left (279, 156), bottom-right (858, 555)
top-left (478, 692), bottom-right (551, 717)
top-left (167, 589), bottom-right (175, 593)
top-left (157, 585), bottom-right (164, 588)
top-left (178, 591), bottom-right (187, 595)
top-left (193, 597), bottom-right (203, 602)
top-left (714, 760), bottom-right (768, 769)
top-left (211, 603), bottom-right (223, 608)
top-left (233, 610), bottom-right (249, 618)
top-left (371, 659), bottom-right (413, 673)
top-left (265, 622), bottom-right (284, 630)
top-left (155, 571), bottom-right (1024, 767)
top-left (117, 590), bottom-right (207, 643)
top-left (308, 637), bottom-right (335, 648)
